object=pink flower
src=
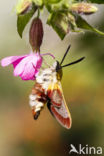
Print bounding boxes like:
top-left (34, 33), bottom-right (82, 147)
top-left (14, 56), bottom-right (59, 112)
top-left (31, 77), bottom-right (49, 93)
top-left (1, 52), bottom-right (42, 80)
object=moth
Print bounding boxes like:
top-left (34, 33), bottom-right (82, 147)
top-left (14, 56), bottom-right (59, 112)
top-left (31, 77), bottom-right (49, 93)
top-left (29, 45), bottom-right (85, 129)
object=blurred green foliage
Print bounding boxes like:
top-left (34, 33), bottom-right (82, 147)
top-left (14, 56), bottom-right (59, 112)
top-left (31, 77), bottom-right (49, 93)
top-left (17, 0), bottom-right (104, 40)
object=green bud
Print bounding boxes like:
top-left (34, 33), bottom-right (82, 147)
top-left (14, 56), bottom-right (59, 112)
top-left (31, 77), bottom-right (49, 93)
top-left (16, 0), bottom-right (32, 14)
top-left (29, 18), bottom-right (43, 51)
top-left (71, 2), bottom-right (98, 14)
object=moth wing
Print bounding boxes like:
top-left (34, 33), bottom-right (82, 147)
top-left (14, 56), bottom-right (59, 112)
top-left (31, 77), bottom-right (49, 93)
top-left (47, 82), bottom-right (72, 129)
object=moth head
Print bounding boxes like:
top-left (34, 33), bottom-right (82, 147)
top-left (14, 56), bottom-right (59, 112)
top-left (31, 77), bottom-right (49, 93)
top-left (51, 61), bottom-right (62, 80)
top-left (56, 61), bottom-right (63, 80)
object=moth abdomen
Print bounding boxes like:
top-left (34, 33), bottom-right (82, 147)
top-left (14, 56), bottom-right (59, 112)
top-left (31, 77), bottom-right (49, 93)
top-left (32, 109), bottom-right (40, 120)
top-left (29, 96), bottom-right (45, 120)
top-left (29, 83), bottom-right (47, 120)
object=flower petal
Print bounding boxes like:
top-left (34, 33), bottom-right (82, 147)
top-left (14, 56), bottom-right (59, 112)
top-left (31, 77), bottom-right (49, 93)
top-left (20, 63), bottom-right (36, 80)
top-left (20, 53), bottom-right (42, 80)
top-left (1, 55), bottom-right (27, 67)
top-left (32, 53), bottom-right (42, 68)
top-left (1, 52), bottom-right (43, 81)
top-left (13, 55), bottom-right (32, 76)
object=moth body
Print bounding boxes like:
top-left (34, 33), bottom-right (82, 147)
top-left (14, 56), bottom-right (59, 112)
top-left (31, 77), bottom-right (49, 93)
top-left (29, 45), bottom-right (84, 129)
top-left (29, 61), bottom-right (72, 129)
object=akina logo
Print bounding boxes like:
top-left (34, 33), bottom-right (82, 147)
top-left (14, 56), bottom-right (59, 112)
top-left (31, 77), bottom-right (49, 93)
top-left (69, 144), bottom-right (103, 155)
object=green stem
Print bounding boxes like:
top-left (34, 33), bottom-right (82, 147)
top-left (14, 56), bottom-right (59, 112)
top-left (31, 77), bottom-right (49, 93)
top-left (37, 9), bottom-right (40, 18)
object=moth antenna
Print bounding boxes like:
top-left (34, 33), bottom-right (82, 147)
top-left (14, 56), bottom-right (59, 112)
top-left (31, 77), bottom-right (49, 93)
top-left (60, 44), bottom-right (71, 65)
top-left (62, 57), bottom-right (85, 68)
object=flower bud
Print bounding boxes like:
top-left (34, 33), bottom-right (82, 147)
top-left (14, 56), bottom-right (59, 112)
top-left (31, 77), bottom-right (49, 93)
top-left (71, 2), bottom-right (98, 14)
top-left (29, 18), bottom-right (43, 52)
top-left (16, 0), bottom-right (32, 15)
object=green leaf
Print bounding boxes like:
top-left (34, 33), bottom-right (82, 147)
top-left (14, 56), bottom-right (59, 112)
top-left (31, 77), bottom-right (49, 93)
top-left (32, 0), bottom-right (43, 6)
top-left (17, 3), bottom-right (37, 37)
top-left (47, 12), bottom-right (69, 40)
top-left (74, 0), bottom-right (104, 4)
top-left (75, 14), bottom-right (104, 35)
top-left (89, 0), bottom-right (104, 4)
top-left (44, 0), bottom-right (62, 4)
top-left (67, 13), bottom-right (78, 31)
top-left (45, 0), bottom-right (69, 13)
